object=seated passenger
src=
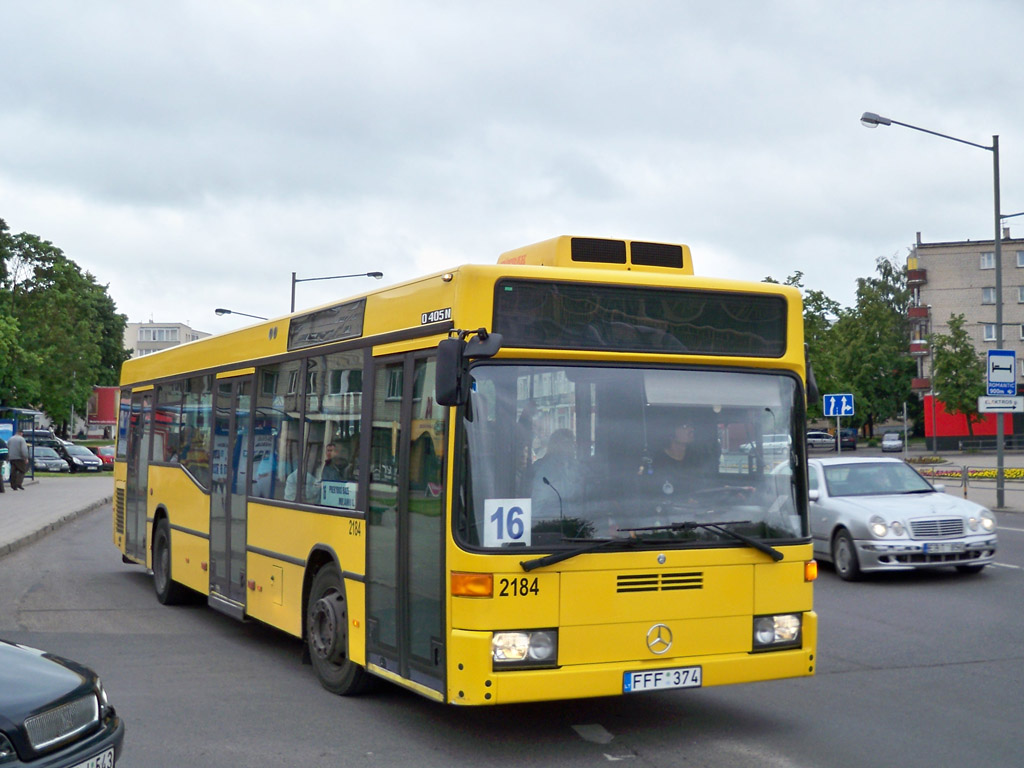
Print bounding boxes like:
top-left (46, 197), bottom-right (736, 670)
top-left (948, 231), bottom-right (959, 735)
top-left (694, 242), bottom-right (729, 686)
top-left (530, 429), bottom-right (582, 522)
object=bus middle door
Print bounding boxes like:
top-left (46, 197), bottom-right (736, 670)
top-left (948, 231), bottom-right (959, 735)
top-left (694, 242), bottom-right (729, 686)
top-left (209, 375), bottom-right (252, 619)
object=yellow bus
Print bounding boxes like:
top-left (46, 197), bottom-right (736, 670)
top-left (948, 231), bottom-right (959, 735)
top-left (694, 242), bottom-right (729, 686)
top-left (113, 235), bottom-right (817, 705)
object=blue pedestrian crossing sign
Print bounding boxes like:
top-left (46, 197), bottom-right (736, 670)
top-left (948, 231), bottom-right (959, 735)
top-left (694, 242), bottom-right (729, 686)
top-left (987, 350), bottom-right (1016, 396)
top-left (823, 393), bottom-right (855, 417)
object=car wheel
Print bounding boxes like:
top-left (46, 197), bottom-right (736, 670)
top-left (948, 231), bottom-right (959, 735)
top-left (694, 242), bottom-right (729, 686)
top-left (955, 564), bottom-right (986, 575)
top-left (307, 563), bottom-right (373, 695)
top-left (153, 518), bottom-right (190, 605)
top-left (832, 529), bottom-right (862, 581)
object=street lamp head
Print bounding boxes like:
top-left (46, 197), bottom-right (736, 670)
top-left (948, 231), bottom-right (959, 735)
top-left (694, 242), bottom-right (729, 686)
top-left (860, 111), bottom-right (891, 128)
top-left (368, 271), bottom-right (384, 279)
top-left (214, 308), bottom-right (230, 316)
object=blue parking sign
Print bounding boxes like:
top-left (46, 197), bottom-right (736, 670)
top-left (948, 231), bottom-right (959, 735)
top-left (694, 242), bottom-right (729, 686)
top-left (823, 393), bottom-right (855, 417)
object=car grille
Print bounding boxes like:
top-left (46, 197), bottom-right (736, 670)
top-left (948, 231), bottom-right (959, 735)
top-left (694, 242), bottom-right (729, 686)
top-left (24, 693), bottom-right (98, 750)
top-left (909, 518), bottom-right (964, 539)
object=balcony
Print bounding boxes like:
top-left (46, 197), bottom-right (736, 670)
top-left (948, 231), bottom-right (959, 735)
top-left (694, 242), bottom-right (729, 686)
top-left (911, 377), bottom-right (931, 391)
top-left (909, 340), bottom-right (930, 356)
top-left (907, 306), bottom-right (929, 319)
top-left (907, 269), bottom-right (927, 285)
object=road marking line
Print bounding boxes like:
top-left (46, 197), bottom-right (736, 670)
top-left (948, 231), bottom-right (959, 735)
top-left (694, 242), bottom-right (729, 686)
top-left (992, 562), bottom-right (1022, 570)
top-left (573, 724), bottom-right (615, 744)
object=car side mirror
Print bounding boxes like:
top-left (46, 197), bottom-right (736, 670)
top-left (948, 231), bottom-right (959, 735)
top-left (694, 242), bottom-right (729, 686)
top-left (808, 489), bottom-right (819, 502)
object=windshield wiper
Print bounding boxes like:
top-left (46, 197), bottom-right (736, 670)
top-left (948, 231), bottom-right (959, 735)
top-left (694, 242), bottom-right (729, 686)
top-left (519, 536), bottom-right (641, 572)
top-left (617, 520), bottom-right (784, 562)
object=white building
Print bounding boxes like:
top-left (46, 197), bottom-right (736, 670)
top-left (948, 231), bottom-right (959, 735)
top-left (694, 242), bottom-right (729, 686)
top-left (124, 321), bottom-right (210, 358)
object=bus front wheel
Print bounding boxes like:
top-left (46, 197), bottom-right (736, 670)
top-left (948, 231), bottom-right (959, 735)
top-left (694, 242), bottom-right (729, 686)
top-left (307, 563), bottom-right (372, 695)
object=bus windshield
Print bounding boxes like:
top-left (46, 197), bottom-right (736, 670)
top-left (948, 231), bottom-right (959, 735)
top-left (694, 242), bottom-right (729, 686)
top-left (457, 364), bottom-right (806, 551)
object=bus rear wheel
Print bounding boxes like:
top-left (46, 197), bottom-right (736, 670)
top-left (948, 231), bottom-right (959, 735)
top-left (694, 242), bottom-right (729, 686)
top-left (307, 563), bottom-right (372, 695)
top-left (153, 518), bottom-right (189, 605)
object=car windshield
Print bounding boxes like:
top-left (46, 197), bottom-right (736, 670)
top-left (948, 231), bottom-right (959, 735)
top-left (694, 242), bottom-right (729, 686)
top-left (66, 445), bottom-right (93, 456)
top-left (456, 364), bottom-right (808, 551)
top-left (823, 462), bottom-right (933, 497)
top-left (35, 447), bottom-right (59, 459)
top-left (98, 445), bottom-right (115, 456)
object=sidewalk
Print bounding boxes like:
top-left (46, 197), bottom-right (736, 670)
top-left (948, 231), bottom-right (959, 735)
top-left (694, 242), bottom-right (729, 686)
top-left (0, 474), bottom-right (113, 557)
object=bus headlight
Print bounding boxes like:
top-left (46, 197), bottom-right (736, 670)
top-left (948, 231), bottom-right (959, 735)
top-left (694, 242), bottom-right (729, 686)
top-left (492, 630), bottom-right (558, 669)
top-left (752, 614), bottom-right (802, 651)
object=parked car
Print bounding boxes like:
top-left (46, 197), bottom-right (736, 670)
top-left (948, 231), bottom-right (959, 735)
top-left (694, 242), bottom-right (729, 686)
top-left (806, 430), bottom-right (836, 450)
top-left (90, 444), bottom-right (116, 470)
top-left (808, 457), bottom-right (997, 580)
top-left (22, 429), bottom-right (64, 452)
top-left (881, 432), bottom-right (904, 452)
top-left (58, 444), bottom-right (104, 473)
top-left (838, 427), bottom-right (857, 450)
top-left (0, 638), bottom-right (124, 766)
top-left (32, 446), bottom-right (70, 473)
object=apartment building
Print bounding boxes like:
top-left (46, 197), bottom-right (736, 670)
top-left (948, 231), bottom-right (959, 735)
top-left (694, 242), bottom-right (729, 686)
top-left (124, 321), bottom-right (210, 358)
top-left (907, 229), bottom-right (1024, 446)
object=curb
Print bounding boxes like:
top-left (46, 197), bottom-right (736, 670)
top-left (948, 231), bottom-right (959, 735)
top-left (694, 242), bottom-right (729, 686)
top-left (0, 495), bottom-right (113, 558)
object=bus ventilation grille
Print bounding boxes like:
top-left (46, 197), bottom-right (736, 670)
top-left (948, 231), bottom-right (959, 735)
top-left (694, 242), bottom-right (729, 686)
top-left (616, 572), bottom-right (703, 593)
top-left (114, 488), bottom-right (126, 535)
top-left (630, 242), bottom-right (684, 269)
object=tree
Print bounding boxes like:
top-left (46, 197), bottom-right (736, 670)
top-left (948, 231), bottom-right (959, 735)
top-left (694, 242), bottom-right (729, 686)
top-left (0, 218), bottom-right (129, 429)
top-left (762, 271), bottom-right (842, 418)
top-left (828, 255), bottom-right (915, 437)
top-left (929, 313), bottom-right (986, 436)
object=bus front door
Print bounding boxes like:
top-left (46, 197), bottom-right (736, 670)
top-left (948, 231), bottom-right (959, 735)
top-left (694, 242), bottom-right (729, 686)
top-left (124, 391), bottom-right (151, 562)
top-left (209, 376), bottom-right (252, 619)
top-left (366, 355), bottom-right (445, 695)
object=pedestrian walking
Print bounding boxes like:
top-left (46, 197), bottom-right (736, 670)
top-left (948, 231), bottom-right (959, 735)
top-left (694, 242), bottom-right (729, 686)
top-left (7, 428), bottom-right (29, 490)
top-left (0, 435), bottom-right (7, 492)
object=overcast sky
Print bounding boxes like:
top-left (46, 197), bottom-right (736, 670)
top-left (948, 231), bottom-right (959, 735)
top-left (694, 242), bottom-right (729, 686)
top-left (3, 1), bottom-right (1023, 333)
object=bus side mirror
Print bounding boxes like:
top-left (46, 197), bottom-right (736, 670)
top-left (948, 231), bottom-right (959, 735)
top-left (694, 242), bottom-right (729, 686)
top-left (436, 338), bottom-right (467, 407)
top-left (435, 330), bottom-right (504, 407)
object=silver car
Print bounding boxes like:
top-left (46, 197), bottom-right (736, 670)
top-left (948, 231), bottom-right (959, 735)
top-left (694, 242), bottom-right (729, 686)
top-left (809, 457), bottom-right (997, 580)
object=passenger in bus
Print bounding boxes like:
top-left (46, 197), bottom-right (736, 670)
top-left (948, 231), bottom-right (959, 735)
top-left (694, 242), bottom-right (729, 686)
top-left (530, 429), bottom-right (582, 523)
top-left (321, 439), bottom-right (355, 482)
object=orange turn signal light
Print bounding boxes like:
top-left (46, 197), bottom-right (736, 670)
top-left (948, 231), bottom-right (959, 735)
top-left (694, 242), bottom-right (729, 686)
top-left (451, 571), bottom-right (493, 597)
top-left (805, 560), bottom-right (818, 582)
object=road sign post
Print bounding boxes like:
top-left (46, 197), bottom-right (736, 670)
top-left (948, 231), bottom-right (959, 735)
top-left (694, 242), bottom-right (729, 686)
top-left (823, 394), bottom-right (855, 454)
top-left (987, 350), bottom-right (1016, 396)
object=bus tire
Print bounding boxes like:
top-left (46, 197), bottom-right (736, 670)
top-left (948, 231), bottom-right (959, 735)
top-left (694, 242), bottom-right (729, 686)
top-left (307, 563), bottom-right (372, 695)
top-left (153, 518), bottom-right (189, 605)
top-left (831, 529), bottom-right (862, 582)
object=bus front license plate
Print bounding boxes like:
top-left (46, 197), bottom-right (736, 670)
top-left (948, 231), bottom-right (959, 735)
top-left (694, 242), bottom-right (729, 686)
top-left (623, 666), bottom-right (702, 693)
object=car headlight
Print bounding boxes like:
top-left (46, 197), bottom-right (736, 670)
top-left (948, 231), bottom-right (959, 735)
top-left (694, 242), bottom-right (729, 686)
top-left (752, 614), bottom-right (802, 651)
top-left (969, 512), bottom-right (996, 532)
top-left (492, 629), bottom-right (558, 669)
top-left (869, 515), bottom-right (903, 537)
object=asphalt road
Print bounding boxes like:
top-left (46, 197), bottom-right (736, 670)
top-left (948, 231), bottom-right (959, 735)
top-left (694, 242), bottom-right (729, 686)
top-left (2, 502), bottom-right (1022, 768)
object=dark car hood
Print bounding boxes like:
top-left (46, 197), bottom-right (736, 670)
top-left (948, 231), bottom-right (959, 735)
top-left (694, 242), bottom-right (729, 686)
top-left (0, 640), bottom-right (91, 722)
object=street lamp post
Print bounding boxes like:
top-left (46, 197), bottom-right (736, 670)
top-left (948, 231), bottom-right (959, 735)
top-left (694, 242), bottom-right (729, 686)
top-left (861, 111), bottom-right (1006, 506)
top-left (290, 271), bottom-right (384, 313)
top-left (215, 308), bottom-right (268, 321)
